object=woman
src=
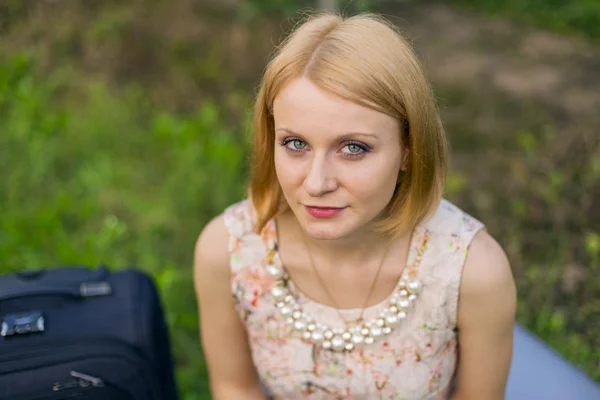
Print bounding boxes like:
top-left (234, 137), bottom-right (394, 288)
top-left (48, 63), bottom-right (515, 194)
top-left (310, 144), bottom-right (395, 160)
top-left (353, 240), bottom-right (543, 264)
top-left (194, 11), bottom-right (517, 400)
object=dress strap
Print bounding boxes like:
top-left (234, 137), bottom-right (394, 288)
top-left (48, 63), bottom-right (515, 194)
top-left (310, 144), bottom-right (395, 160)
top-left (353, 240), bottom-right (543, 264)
top-left (223, 200), bottom-right (256, 252)
top-left (446, 211), bottom-right (486, 327)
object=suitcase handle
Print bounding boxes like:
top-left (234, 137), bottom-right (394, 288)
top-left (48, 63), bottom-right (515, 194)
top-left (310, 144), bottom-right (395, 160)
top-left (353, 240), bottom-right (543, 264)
top-left (0, 281), bottom-right (112, 302)
top-left (0, 267), bottom-right (113, 302)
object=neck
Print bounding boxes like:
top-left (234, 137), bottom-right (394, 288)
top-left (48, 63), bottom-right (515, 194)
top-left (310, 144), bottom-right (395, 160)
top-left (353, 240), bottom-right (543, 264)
top-left (277, 211), bottom-right (400, 267)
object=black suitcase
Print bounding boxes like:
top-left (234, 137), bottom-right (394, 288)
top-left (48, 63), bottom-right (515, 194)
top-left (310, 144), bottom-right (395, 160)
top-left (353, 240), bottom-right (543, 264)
top-left (0, 266), bottom-right (178, 400)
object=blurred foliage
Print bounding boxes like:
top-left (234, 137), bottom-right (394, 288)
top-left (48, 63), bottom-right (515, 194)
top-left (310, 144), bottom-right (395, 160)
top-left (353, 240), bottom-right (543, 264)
top-left (0, 52), bottom-right (246, 398)
top-left (446, 0), bottom-right (600, 41)
top-left (237, 0), bottom-right (310, 19)
top-left (437, 79), bottom-right (600, 380)
top-left (0, 0), bottom-right (599, 399)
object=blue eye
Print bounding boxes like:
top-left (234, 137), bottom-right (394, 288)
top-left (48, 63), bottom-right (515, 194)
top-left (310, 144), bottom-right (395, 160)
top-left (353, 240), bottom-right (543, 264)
top-left (281, 138), bottom-right (308, 152)
top-left (344, 144), bottom-right (363, 154)
top-left (279, 137), bottom-right (370, 157)
top-left (341, 142), bottom-right (369, 157)
top-left (289, 139), bottom-right (306, 150)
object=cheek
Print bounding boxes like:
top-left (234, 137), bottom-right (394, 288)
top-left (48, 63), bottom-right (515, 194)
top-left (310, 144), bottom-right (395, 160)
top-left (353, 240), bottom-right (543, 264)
top-left (341, 162), bottom-right (398, 200)
top-left (274, 151), bottom-right (304, 189)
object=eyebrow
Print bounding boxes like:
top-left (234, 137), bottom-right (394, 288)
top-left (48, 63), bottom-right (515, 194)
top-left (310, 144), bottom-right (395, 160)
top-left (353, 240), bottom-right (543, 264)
top-left (275, 127), bottom-right (379, 141)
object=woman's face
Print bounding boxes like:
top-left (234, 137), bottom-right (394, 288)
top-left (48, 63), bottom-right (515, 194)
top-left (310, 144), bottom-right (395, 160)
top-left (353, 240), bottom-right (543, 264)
top-left (272, 77), bottom-right (407, 240)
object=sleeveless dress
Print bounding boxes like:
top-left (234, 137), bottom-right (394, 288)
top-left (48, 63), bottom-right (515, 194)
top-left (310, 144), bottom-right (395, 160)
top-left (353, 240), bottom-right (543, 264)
top-left (223, 198), bottom-right (485, 400)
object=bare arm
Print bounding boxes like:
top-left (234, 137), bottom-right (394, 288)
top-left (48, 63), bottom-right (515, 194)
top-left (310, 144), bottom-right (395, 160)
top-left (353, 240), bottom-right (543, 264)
top-left (194, 214), bottom-right (268, 400)
top-left (451, 230), bottom-right (517, 400)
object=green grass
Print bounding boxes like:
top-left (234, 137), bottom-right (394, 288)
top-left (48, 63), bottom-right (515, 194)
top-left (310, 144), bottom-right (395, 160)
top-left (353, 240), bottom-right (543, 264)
top-left (1, 1), bottom-right (599, 398)
top-left (445, 0), bottom-right (600, 41)
top-left (0, 53), bottom-right (249, 399)
top-left (437, 82), bottom-right (600, 382)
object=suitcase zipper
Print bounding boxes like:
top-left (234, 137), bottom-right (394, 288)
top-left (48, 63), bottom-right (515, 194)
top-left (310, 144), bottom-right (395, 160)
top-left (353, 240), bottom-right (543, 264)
top-left (11, 372), bottom-right (130, 400)
top-left (0, 338), bottom-right (161, 400)
top-left (53, 370), bottom-right (105, 391)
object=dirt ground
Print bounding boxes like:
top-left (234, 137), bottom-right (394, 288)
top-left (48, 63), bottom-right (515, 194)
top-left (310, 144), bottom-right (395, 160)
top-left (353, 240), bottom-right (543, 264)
top-left (381, 1), bottom-right (600, 232)
top-left (379, 2), bottom-right (600, 377)
top-left (391, 2), bottom-right (600, 120)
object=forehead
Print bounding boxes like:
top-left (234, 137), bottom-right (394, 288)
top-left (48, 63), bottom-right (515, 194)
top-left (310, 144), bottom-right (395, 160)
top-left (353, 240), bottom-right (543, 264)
top-left (272, 77), bottom-right (398, 139)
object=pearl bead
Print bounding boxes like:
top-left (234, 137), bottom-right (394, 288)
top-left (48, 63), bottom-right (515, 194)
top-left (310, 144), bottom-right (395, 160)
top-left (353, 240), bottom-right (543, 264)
top-left (407, 280), bottom-right (421, 294)
top-left (294, 320), bottom-right (306, 331)
top-left (352, 334), bottom-right (364, 344)
top-left (267, 265), bottom-right (282, 279)
top-left (311, 331), bottom-right (324, 342)
top-left (370, 327), bottom-right (382, 337)
top-left (271, 286), bottom-right (285, 299)
top-left (268, 260), bottom-right (422, 352)
top-left (281, 306), bottom-right (292, 316)
top-left (331, 336), bottom-right (345, 351)
top-left (398, 299), bottom-right (410, 310)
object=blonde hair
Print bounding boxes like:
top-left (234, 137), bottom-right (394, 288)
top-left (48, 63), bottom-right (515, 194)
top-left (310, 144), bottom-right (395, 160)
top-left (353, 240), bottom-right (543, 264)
top-left (249, 11), bottom-right (448, 238)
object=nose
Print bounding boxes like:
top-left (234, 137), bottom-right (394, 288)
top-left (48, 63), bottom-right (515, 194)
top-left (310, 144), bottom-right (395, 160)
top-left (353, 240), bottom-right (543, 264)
top-left (303, 153), bottom-right (338, 197)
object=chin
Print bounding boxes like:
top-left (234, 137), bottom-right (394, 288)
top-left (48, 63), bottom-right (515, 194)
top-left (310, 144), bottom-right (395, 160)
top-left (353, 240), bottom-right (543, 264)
top-left (305, 229), bottom-right (343, 241)
top-left (301, 219), bottom-right (356, 241)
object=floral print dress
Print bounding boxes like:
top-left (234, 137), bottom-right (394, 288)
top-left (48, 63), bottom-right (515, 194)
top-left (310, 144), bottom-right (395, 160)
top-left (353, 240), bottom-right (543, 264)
top-left (223, 199), bottom-right (485, 399)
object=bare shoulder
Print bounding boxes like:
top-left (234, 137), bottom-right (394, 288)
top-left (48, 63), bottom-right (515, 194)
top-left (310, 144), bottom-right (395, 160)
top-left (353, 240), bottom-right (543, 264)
top-left (461, 229), bottom-right (516, 297)
top-left (457, 229), bottom-right (517, 329)
top-left (194, 213), bottom-right (230, 285)
top-left (452, 229), bottom-right (516, 398)
top-left (192, 213), bottom-right (267, 397)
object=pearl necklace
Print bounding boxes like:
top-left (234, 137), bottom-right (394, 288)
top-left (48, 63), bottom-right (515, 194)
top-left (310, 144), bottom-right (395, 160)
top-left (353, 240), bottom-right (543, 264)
top-left (265, 230), bottom-right (429, 353)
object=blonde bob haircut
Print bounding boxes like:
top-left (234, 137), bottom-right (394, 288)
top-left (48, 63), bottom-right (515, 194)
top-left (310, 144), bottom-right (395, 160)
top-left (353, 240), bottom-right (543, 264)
top-left (249, 11), bottom-right (448, 238)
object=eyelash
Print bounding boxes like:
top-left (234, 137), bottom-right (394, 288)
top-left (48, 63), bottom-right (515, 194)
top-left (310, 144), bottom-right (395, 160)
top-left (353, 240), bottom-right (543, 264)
top-left (279, 137), bottom-right (371, 158)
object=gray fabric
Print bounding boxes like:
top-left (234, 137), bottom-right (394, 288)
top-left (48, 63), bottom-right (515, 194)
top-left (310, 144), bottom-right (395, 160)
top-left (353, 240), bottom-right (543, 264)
top-left (507, 324), bottom-right (600, 400)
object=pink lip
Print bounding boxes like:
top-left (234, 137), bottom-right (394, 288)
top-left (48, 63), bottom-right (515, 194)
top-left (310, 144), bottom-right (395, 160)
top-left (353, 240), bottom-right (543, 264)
top-left (304, 206), bottom-right (346, 219)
